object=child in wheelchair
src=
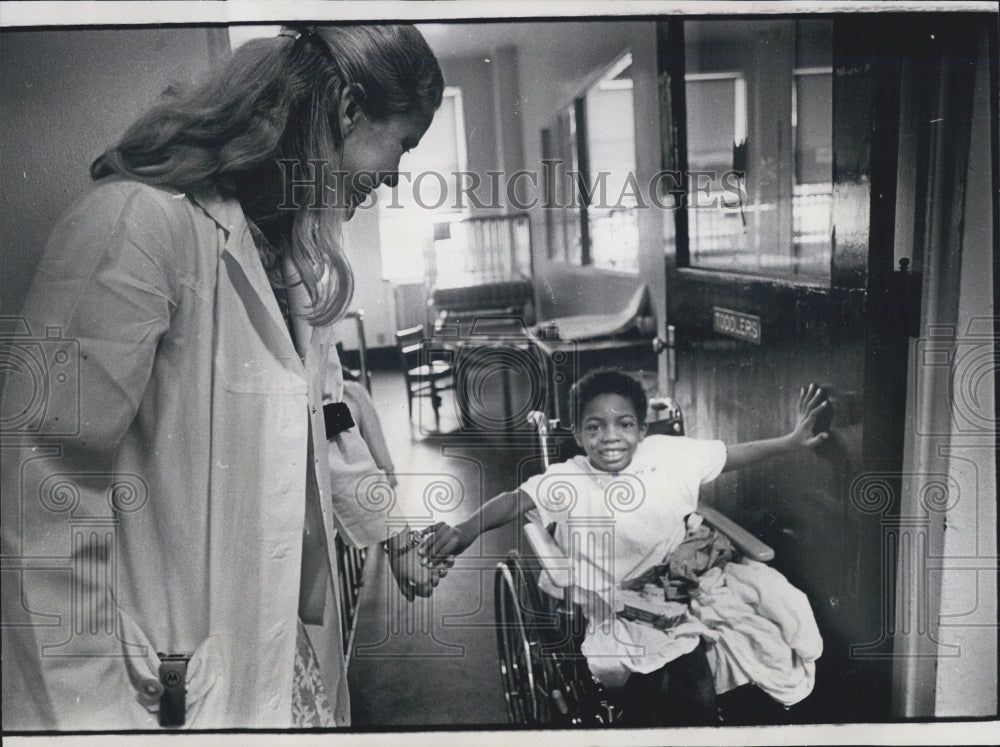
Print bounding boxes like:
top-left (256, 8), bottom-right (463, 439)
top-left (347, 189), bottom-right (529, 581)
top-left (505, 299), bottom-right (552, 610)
top-left (423, 368), bottom-right (828, 726)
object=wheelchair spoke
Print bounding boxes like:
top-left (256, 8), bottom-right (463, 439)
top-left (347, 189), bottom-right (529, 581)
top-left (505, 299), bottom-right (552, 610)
top-left (494, 551), bottom-right (626, 727)
top-left (496, 560), bottom-right (533, 722)
top-left (495, 555), bottom-right (553, 724)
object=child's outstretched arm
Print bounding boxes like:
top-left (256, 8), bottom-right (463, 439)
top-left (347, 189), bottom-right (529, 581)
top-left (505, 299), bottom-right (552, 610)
top-left (420, 488), bottom-right (535, 569)
top-left (722, 383), bottom-right (829, 473)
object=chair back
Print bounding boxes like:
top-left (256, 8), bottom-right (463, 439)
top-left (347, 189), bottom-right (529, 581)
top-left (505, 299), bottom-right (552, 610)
top-left (342, 309), bottom-right (371, 393)
top-left (396, 325), bottom-right (425, 374)
top-left (646, 396), bottom-right (685, 437)
top-left (336, 341), bottom-right (363, 383)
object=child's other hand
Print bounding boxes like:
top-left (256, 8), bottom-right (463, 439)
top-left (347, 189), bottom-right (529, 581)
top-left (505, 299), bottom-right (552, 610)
top-left (419, 522), bottom-right (472, 569)
top-left (790, 383), bottom-right (830, 449)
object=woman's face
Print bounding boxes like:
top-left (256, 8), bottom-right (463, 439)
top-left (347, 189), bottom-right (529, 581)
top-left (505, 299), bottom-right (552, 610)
top-left (338, 108), bottom-right (432, 220)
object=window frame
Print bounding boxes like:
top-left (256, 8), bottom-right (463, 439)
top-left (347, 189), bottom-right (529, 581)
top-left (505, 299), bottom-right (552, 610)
top-left (667, 18), bottom-right (836, 287)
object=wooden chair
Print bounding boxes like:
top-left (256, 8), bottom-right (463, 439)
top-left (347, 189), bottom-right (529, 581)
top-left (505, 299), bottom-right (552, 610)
top-left (337, 309), bottom-right (371, 393)
top-left (395, 325), bottom-right (455, 431)
top-left (337, 342), bottom-right (366, 389)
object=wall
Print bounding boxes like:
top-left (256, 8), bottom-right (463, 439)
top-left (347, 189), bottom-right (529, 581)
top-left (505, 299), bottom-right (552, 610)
top-left (334, 207), bottom-right (397, 350)
top-left (437, 54), bottom-right (503, 210)
top-left (0, 28), bottom-right (223, 316)
top-left (423, 35), bottom-right (525, 215)
top-left (491, 45), bottom-right (525, 208)
top-left (418, 24), bottom-right (662, 332)
top-left (513, 21), bottom-right (662, 332)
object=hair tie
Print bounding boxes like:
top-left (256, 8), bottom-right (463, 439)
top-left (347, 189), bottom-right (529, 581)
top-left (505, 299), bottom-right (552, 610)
top-left (279, 25), bottom-right (353, 97)
top-left (278, 25), bottom-right (315, 41)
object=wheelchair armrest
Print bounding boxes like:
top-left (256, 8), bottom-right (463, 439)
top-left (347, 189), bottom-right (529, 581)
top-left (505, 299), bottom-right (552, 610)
top-left (523, 522), bottom-right (572, 588)
top-left (696, 505), bottom-right (774, 563)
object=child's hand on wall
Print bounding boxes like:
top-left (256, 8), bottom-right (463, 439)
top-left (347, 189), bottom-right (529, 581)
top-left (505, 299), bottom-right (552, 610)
top-left (789, 383), bottom-right (830, 450)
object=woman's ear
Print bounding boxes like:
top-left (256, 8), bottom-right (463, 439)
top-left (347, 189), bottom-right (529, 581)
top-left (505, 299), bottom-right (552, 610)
top-left (336, 84), bottom-right (367, 140)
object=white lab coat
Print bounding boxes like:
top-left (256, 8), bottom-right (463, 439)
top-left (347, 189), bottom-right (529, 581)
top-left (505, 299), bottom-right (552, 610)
top-left (0, 179), bottom-right (391, 729)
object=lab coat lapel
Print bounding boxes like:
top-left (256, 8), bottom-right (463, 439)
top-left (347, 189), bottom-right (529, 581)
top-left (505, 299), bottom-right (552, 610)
top-left (192, 190), bottom-right (301, 367)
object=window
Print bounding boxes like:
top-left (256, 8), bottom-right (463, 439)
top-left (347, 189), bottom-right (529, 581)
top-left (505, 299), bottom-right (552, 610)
top-left (379, 87), bottom-right (467, 284)
top-left (542, 51), bottom-right (640, 274)
top-left (585, 53), bottom-right (640, 273)
top-left (680, 20), bottom-right (833, 281)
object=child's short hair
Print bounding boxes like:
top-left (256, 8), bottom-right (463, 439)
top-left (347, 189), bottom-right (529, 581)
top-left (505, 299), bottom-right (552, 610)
top-left (568, 368), bottom-right (648, 427)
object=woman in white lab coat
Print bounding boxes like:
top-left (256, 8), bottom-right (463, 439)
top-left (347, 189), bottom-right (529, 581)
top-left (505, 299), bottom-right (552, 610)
top-left (1, 24), bottom-right (443, 730)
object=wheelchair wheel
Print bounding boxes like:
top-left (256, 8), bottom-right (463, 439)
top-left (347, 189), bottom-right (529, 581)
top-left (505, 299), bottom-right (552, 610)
top-left (494, 551), bottom-right (551, 724)
top-left (494, 551), bottom-right (621, 726)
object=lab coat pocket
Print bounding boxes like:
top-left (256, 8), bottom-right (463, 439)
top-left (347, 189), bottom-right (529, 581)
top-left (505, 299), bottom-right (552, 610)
top-left (220, 356), bottom-right (307, 395)
top-left (118, 607), bottom-right (227, 728)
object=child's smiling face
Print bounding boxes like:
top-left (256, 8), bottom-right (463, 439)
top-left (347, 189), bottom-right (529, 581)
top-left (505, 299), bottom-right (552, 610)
top-left (574, 393), bottom-right (647, 473)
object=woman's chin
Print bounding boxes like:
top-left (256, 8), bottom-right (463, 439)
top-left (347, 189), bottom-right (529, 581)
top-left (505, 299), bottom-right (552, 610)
top-left (344, 192), bottom-right (372, 221)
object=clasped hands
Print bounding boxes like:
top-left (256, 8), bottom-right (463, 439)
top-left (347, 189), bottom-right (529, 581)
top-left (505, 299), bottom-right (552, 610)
top-left (386, 522), bottom-right (462, 601)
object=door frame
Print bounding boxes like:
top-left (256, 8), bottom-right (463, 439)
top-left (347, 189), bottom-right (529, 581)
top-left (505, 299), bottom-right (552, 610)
top-left (890, 17), bottom-right (995, 718)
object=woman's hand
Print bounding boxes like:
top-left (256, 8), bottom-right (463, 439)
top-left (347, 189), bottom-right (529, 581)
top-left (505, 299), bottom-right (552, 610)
top-left (788, 383), bottom-right (830, 450)
top-left (419, 522), bottom-right (474, 570)
top-left (386, 526), bottom-right (449, 601)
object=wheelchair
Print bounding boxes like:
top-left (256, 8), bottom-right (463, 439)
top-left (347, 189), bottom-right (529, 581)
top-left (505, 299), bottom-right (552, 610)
top-left (493, 400), bottom-right (776, 727)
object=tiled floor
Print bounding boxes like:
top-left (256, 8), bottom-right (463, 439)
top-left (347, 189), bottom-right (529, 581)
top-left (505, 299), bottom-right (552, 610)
top-left (346, 368), bottom-right (533, 727)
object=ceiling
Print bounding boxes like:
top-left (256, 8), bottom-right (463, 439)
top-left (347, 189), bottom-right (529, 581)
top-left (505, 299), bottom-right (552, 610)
top-left (227, 22), bottom-right (532, 60)
top-left (417, 22), bottom-right (539, 60)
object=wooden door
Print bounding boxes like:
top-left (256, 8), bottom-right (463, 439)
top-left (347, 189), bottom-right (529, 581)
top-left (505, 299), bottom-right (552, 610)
top-left (655, 15), bottom-right (952, 721)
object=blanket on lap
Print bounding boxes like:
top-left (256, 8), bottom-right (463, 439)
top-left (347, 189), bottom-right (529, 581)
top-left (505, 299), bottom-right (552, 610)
top-left (616, 515), bottom-right (823, 706)
top-left (691, 559), bottom-right (823, 706)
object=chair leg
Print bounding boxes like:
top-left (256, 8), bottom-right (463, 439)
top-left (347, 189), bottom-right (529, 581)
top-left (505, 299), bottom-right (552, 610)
top-left (430, 380), bottom-right (441, 431)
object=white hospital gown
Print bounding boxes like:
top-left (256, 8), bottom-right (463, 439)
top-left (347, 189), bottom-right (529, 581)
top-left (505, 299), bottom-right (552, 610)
top-left (520, 435), bottom-right (727, 688)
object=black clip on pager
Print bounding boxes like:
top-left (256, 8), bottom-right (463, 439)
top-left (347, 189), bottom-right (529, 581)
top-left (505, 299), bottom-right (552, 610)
top-left (157, 653), bottom-right (191, 728)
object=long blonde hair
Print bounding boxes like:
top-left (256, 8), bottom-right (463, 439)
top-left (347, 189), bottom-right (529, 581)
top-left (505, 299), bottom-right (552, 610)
top-left (92, 24), bottom-right (444, 325)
